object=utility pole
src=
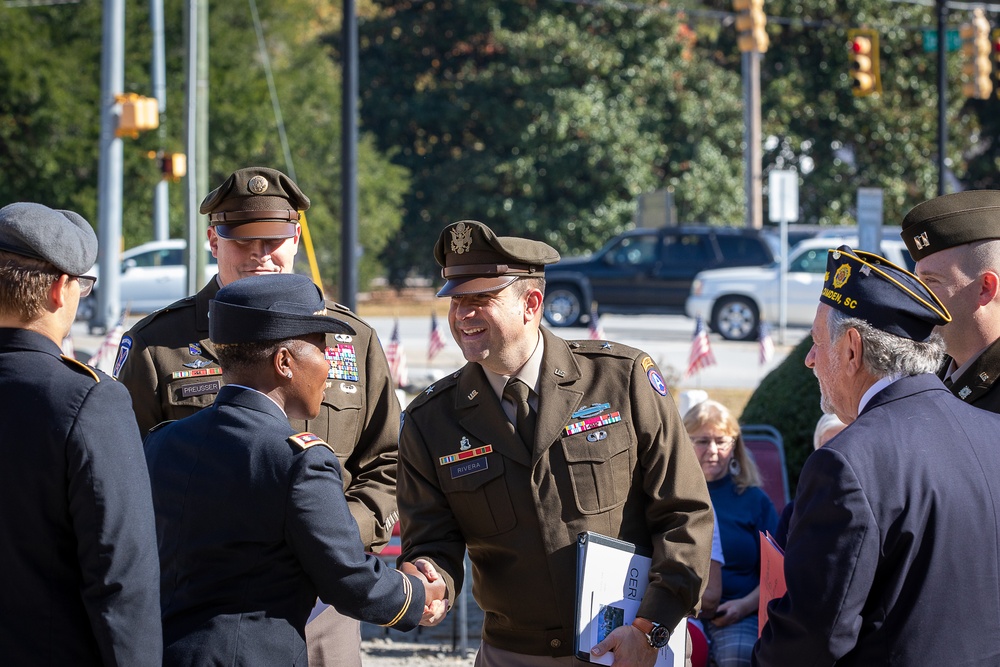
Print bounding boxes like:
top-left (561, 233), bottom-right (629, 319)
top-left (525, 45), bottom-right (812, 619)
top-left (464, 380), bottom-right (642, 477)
top-left (734, 0), bottom-right (768, 229)
top-left (151, 0), bottom-right (169, 241)
top-left (937, 0), bottom-right (947, 196)
top-left (184, 0), bottom-right (209, 294)
top-left (93, 0), bottom-right (124, 334)
top-left (341, 0), bottom-right (359, 310)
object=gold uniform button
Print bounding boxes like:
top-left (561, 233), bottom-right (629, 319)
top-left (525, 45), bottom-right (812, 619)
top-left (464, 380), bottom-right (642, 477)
top-left (550, 639), bottom-right (561, 648)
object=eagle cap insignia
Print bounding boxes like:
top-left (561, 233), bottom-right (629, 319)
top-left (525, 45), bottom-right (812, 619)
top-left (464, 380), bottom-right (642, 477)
top-left (451, 222), bottom-right (473, 254)
top-left (248, 175), bottom-right (268, 194)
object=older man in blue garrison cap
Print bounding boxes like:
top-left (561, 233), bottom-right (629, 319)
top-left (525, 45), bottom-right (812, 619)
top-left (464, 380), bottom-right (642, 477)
top-left (0, 202), bottom-right (161, 666)
top-left (754, 246), bottom-right (1000, 666)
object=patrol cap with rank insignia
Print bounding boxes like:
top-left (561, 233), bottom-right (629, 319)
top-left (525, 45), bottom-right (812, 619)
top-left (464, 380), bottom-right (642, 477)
top-left (820, 245), bottom-right (950, 341)
top-left (433, 220), bottom-right (560, 297)
top-left (200, 167), bottom-right (309, 241)
top-left (210, 273), bottom-right (355, 344)
top-left (901, 190), bottom-right (1000, 261)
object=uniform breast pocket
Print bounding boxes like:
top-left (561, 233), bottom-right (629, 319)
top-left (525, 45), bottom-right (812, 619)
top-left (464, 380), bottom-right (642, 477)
top-left (561, 427), bottom-right (635, 514)
top-left (438, 455), bottom-right (516, 538)
top-left (166, 378), bottom-right (220, 411)
top-left (307, 388), bottom-right (365, 455)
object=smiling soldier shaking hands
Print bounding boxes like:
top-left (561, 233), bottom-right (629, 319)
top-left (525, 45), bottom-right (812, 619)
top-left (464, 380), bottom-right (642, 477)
top-left (396, 220), bottom-right (713, 667)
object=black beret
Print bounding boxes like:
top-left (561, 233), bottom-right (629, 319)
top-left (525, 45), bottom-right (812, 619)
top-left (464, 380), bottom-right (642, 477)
top-left (820, 245), bottom-right (950, 341)
top-left (209, 274), bottom-right (355, 344)
top-left (433, 220), bottom-right (560, 297)
top-left (0, 202), bottom-right (97, 276)
top-left (901, 190), bottom-right (1000, 261)
top-left (200, 167), bottom-right (309, 241)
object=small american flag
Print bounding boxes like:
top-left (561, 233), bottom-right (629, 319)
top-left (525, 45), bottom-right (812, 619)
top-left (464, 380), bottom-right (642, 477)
top-left (428, 312), bottom-right (446, 362)
top-left (588, 305), bottom-right (605, 340)
top-left (758, 320), bottom-right (775, 365)
top-left (385, 319), bottom-right (408, 388)
top-left (685, 316), bottom-right (717, 378)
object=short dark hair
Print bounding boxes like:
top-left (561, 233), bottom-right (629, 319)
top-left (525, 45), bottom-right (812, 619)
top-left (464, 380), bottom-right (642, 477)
top-left (215, 337), bottom-right (319, 378)
top-left (0, 251), bottom-right (59, 321)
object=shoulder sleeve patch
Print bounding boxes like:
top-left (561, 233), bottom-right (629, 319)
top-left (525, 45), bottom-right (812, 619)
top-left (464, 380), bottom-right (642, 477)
top-left (288, 431), bottom-right (336, 454)
top-left (60, 355), bottom-right (99, 382)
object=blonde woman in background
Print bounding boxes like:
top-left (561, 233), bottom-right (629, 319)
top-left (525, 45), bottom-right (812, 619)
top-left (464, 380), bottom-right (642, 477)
top-left (684, 400), bottom-right (777, 667)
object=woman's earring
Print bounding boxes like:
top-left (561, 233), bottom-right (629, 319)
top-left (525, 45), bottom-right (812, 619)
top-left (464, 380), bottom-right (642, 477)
top-left (729, 457), bottom-right (741, 476)
top-left (285, 371), bottom-right (293, 379)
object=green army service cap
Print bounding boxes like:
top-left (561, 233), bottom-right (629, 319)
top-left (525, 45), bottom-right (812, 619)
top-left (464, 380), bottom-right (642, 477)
top-left (433, 220), bottom-right (560, 297)
top-left (820, 245), bottom-right (950, 341)
top-left (901, 190), bottom-right (1000, 261)
top-left (199, 167), bottom-right (309, 241)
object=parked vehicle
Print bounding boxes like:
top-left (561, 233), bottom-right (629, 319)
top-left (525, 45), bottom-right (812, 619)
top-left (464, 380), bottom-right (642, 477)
top-left (542, 225), bottom-right (775, 327)
top-left (685, 237), bottom-right (913, 341)
top-left (78, 240), bottom-right (218, 320)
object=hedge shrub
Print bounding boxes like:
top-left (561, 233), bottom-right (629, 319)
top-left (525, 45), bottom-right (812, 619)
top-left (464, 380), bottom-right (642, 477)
top-left (739, 335), bottom-right (821, 494)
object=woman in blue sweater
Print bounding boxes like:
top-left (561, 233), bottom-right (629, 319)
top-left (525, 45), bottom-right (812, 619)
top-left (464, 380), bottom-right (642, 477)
top-left (684, 400), bottom-right (777, 667)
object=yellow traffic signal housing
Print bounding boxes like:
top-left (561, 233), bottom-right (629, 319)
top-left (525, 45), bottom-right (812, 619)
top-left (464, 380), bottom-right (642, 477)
top-left (162, 153), bottom-right (187, 181)
top-left (733, 0), bottom-right (768, 53)
top-left (116, 94), bottom-right (160, 138)
top-left (961, 9), bottom-right (993, 99)
top-left (848, 29), bottom-right (881, 97)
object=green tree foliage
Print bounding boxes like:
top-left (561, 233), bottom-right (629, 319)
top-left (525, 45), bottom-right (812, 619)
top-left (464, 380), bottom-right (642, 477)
top-left (740, 335), bottom-right (821, 493)
top-left (0, 0), bottom-right (407, 292)
top-left (357, 0), bottom-right (745, 283)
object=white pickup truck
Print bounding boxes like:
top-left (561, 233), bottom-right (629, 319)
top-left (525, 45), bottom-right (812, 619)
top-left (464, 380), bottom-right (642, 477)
top-left (685, 237), bottom-right (914, 341)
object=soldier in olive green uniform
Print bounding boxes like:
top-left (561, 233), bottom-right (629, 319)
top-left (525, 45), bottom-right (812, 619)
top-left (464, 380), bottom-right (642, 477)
top-left (115, 167), bottom-right (399, 667)
top-left (397, 221), bottom-right (713, 666)
top-left (902, 190), bottom-right (1000, 413)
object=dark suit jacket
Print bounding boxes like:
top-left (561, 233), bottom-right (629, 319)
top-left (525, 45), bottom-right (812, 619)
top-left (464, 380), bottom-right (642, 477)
top-left (145, 385), bottom-right (423, 667)
top-left (398, 328), bottom-right (713, 656)
top-left (0, 328), bottom-right (161, 666)
top-left (754, 374), bottom-right (1000, 666)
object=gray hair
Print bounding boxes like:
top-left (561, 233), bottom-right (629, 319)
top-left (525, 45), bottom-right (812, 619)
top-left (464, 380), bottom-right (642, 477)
top-left (827, 308), bottom-right (945, 378)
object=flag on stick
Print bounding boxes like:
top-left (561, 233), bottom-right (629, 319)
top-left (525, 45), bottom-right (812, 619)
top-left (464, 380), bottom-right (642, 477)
top-left (685, 316), bottom-right (717, 378)
top-left (428, 312), bottom-right (446, 362)
top-left (386, 319), bottom-right (408, 388)
top-left (88, 307), bottom-right (130, 375)
top-left (758, 321), bottom-right (775, 365)
top-left (588, 305), bottom-right (605, 340)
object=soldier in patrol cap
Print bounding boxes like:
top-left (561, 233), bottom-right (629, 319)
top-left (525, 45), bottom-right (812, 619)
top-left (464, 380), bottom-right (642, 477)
top-left (145, 273), bottom-right (443, 665)
top-left (0, 203), bottom-right (161, 665)
top-left (901, 190), bottom-right (1000, 412)
top-left (115, 167), bottom-right (401, 665)
top-left (755, 246), bottom-right (1000, 665)
top-left (397, 220), bottom-right (714, 666)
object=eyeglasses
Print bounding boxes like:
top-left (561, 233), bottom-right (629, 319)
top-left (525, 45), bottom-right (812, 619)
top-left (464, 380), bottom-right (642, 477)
top-left (73, 275), bottom-right (97, 297)
top-left (691, 435), bottom-right (736, 452)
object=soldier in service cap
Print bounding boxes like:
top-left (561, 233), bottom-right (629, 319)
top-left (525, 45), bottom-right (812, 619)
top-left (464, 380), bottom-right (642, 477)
top-left (900, 190), bottom-right (1000, 411)
top-left (397, 220), bottom-right (713, 665)
top-left (145, 273), bottom-right (443, 666)
top-left (0, 203), bottom-right (161, 665)
top-left (754, 246), bottom-right (1000, 666)
top-left (115, 167), bottom-right (402, 666)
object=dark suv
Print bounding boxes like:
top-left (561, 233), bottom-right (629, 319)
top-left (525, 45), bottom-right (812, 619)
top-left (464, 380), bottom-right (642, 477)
top-left (543, 225), bottom-right (775, 327)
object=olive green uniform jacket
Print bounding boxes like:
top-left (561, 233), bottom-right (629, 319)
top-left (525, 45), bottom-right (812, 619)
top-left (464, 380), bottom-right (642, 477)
top-left (116, 278), bottom-right (400, 551)
top-left (940, 337), bottom-right (1000, 414)
top-left (397, 327), bottom-right (714, 656)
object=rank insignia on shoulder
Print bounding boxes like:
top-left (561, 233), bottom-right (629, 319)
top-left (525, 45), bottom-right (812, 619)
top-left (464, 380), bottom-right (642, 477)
top-left (188, 343), bottom-right (202, 356)
top-left (288, 432), bottom-right (334, 453)
top-left (647, 368), bottom-right (668, 396)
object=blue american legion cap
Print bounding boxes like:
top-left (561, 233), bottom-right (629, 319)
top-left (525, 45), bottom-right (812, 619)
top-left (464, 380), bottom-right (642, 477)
top-left (820, 245), bottom-right (950, 341)
top-left (209, 273), bottom-right (355, 344)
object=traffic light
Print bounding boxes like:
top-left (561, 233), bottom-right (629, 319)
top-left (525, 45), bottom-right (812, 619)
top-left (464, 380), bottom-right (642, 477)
top-left (147, 151), bottom-right (187, 181)
top-left (848, 29), bottom-right (881, 97)
top-left (115, 94), bottom-right (159, 138)
top-left (961, 9), bottom-right (993, 99)
top-left (992, 29), bottom-right (1000, 99)
top-left (733, 0), bottom-right (768, 53)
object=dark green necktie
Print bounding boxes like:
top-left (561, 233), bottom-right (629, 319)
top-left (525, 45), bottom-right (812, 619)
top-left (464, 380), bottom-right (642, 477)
top-left (503, 378), bottom-right (536, 450)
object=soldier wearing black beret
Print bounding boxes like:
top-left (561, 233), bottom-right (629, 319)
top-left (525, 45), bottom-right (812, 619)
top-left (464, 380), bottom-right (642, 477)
top-left (114, 167), bottom-right (401, 665)
top-left (397, 220), bottom-right (714, 664)
top-left (901, 190), bottom-right (1000, 412)
top-left (0, 203), bottom-right (162, 665)
top-left (145, 273), bottom-right (442, 666)
top-left (755, 246), bottom-right (1000, 665)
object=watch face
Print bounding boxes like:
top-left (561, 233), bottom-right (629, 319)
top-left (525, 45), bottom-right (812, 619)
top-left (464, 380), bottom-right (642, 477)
top-left (649, 625), bottom-right (670, 649)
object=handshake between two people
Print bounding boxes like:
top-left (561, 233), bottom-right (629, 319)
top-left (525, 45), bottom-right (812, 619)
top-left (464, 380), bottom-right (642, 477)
top-left (400, 559), bottom-right (449, 626)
